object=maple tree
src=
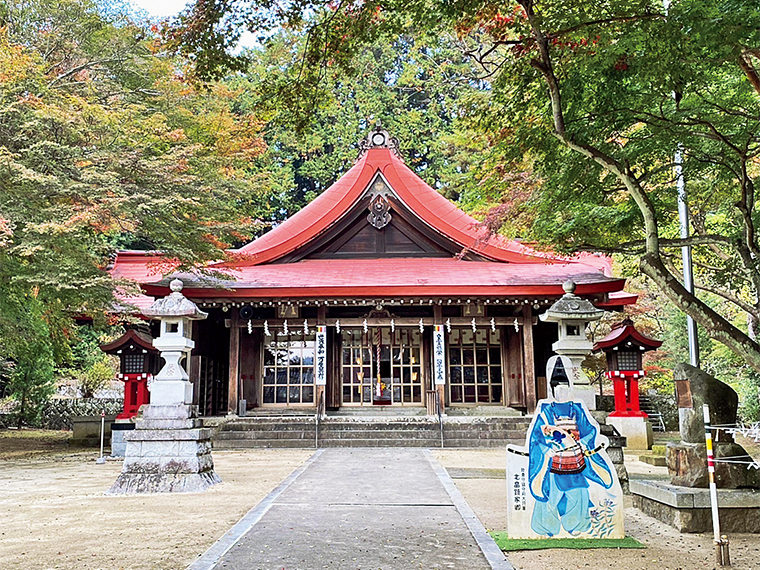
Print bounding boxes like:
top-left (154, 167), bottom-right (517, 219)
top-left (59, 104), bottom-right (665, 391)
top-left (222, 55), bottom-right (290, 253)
top-left (0, 0), bottom-right (269, 421)
top-left (173, 0), bottom-right (760, 375)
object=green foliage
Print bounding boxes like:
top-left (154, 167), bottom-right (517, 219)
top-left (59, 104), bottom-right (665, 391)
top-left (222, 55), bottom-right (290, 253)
top-left (0, 0), bottom-right (272, 414)
top-left (231, 27), bottom-right (483, 221)
top-left (0, 293), bottom-right (56, 428)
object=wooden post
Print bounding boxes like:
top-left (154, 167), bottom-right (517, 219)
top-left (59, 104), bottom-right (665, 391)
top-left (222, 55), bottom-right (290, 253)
top-left (227, 314), bottom-right (240, 415)
top-left (522, 304), bottom-right (537, 413)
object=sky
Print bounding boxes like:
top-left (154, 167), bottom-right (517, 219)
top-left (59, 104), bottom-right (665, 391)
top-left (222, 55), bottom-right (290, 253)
top-left (130, 0), bottom-right (190, 19)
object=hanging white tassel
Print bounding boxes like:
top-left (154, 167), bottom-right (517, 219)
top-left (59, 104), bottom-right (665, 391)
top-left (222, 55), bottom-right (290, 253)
top-left (419, 318), bottom-right (424, 333)
top-left (283, 319), bottom-right (289, 335)
top-left (335, 319), bottom-right (341, 333)
top-left (247, 320), bottom-right (253, 335)
top-left (514, 318), bottom-right (520, 332)
top-left (391, 319), bottom-right (395, 333)
top-left (264, 320), bottom-right (271, 336)
top-left (490, 317), bottom-right (496, 332)
top-left (445, 318), bottom-right (451, 333)
top-left (303, 319), bottom-right (309, 335)
top-left (471, 317), bottom-right (477, 332)
top-left (363, 318), bottom-right (368, 333)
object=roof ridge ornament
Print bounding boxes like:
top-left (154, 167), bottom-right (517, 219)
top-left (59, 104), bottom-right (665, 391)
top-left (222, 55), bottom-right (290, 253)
top-left (358, 121), bottom-right (400, 158)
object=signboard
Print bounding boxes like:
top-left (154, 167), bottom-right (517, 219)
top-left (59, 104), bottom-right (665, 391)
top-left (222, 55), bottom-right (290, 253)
top-left (506, 398), bottom-right (624, 539)
top-left (433, 325), bottom-right (446, 385)
top-left (315, 326), bottom-right (327, 386)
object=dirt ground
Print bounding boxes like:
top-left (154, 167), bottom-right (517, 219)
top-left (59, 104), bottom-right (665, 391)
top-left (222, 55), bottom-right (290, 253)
top-left (2, 430), bottom-right (760, 570)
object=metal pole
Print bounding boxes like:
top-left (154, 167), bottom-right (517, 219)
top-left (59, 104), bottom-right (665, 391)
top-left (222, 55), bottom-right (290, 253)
top-left (703, 404), bottom-right (730, 565)
top-left (676, 147), bottom-right (700, 368)
top-left (96, 410), bottom-right (106, 464)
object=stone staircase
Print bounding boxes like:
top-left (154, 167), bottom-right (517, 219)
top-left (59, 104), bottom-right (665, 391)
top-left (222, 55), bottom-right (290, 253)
top-left (210, 408), bottom-right (531, 449)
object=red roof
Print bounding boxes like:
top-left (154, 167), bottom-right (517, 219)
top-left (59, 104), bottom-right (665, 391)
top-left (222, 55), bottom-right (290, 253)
top-left (593, 319), bottom-right (663, 351)
top-left (229, 147), bottom-right (567, 266)
top-left (100, 329), bottom-right (157, 354)
top-left (110, 251), bottom-right (165, 311)
top-left (113, 135), bottom-right (630, 304)
top-left (142, 257), bottom-right (625, 299)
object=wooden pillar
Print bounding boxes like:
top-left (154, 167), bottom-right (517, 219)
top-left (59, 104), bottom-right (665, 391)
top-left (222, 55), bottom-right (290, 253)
top-left (227, 313), bottom-right (240, 415)
top-left (522, 304), bottom-right (537, 413)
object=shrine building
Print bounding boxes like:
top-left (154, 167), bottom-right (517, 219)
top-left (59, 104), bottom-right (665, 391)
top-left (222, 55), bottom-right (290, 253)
top-left (112, 126), bottom-right (633, 417)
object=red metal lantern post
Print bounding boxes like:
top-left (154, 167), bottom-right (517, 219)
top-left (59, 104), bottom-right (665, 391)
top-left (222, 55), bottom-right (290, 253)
top-left (100, 329), bottom-right (160, 455)
top-left (594, 318), bottom-right (662, 449)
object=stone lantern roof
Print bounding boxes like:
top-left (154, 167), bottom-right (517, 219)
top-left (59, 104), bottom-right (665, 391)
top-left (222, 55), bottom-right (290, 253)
top-left (143, 279), bottom-right (207, 320)
top-left (539, 280), bottom-right (605, 323)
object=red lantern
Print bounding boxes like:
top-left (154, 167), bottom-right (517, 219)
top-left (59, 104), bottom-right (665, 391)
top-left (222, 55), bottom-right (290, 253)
top-left (593, 318), bottom-right (662, 418)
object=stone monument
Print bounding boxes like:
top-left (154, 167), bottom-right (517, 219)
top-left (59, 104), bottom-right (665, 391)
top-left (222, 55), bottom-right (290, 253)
top-left (667, 363), bottom-right (759, 489)
top-left (108, 279), bottom-right (221, 494)
top-left (631, 363), bottom-right (760, 532)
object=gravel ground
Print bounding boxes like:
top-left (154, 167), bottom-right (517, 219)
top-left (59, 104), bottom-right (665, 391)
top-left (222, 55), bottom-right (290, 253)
top-left (2, 430), bottom-right (759, 570)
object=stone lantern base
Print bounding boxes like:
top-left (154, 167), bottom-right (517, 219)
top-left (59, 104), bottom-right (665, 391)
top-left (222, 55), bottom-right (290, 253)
top-left (607, 415), bottom-right (653, 450)
top-left (107, 404), bottom-right (220, 494)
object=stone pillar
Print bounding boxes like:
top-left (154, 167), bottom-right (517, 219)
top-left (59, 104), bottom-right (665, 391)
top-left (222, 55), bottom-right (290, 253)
top-left (109, 279), bottom-right (221, 494)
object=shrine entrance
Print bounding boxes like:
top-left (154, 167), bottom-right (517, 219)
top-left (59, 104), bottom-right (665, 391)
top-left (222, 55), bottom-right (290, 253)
top-left (340, 327), bottom-right (424, 406)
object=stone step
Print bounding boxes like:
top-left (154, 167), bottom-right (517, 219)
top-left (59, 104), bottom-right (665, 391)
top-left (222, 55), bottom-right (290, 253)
top-left (211, 414), bottom-right (531, 449)
top-left (328, 407), bottom-right (428, 416)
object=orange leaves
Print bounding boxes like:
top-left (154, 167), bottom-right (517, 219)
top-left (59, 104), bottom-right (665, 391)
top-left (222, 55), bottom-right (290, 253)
top-left (0, 216), bottom-right (12, 247)
top-left (0, 29), bottom-right (36, 85)
top-left (202, 233), bottom-right (230, 249)
top-left (166, 128), bottom-right (187, 142)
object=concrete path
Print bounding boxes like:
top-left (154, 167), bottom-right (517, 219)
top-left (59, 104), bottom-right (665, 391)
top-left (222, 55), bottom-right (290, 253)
top-left (189, 448), bottom-right (512, 570)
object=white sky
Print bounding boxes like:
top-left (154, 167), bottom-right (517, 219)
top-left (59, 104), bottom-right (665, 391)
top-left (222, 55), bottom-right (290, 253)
top-left (129, 0), bottom-right (257, 49)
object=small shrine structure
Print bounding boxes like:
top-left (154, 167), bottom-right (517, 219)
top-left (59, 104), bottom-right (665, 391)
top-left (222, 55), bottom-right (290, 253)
top-left (100, 329), bottom-right (159, 420)
top-left (594, 318), bottom-right (662, 449)
top-left (111, 125), bottom-right (635, 418)
top-left (100, 329), bottom-right (160, 456)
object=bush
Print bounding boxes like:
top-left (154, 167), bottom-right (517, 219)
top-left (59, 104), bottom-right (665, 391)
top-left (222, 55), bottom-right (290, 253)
top-left (36, 398), bottom-right (123, 430)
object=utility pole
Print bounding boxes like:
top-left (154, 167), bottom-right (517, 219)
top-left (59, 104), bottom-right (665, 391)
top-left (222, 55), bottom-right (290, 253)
top-left (676, 147), bottom-right (700, 368)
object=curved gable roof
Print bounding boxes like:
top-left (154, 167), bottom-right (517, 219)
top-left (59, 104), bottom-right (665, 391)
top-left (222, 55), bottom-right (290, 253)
top-left (232, 147), bottom-right (562, 266)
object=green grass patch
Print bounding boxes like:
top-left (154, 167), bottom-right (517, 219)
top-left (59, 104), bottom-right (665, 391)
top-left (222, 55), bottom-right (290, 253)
top-left (489, 532), bottom-right (646, 551)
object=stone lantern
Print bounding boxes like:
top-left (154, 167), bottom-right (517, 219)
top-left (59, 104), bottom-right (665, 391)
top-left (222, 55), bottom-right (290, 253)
top-left (146, 279), bottom-right (207, 406)
top-left (539, 280), bottom-right (604, 410)
top-left (594, 318), bottom-right (662, 449)
top-left (109, 279), bottom-right (221, 494)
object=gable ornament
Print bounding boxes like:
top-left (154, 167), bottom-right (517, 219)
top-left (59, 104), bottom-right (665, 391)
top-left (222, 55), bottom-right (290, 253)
top-left (368, 194), bottom-right (392, 229)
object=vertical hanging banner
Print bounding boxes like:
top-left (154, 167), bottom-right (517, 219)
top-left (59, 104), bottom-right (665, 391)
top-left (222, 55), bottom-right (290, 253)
top-left (433, 325), bottom-right (446, 385)
top-left (315, 326), bottom-right (327, 386)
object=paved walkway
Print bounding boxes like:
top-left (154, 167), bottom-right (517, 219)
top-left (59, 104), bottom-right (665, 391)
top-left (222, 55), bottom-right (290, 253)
top-left (189, 448), bottom-right (512, 570)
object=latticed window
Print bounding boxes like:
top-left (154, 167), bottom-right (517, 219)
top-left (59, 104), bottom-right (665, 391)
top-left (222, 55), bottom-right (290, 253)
top-left (341, 328), bottom-right (422, 405)
top-left (263, 333), bottom-right (315, 405)
top-left (617, 351), bottom-right (639, 371)
top-left (448, 328), bottom-right (503, 404)
top-left (123, 353), bottom-right (144, 374)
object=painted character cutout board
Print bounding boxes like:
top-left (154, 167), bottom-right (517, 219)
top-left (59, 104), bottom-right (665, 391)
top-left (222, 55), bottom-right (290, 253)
top-left (507, 399), bottom-right (624, 539)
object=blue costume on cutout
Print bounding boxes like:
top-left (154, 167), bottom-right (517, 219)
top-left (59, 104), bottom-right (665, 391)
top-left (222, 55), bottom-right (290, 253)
top-left (528, 401), bottom-right (614, 536)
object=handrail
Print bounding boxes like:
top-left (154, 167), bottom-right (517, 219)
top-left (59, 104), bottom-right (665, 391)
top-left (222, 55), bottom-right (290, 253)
top-left (315, 390), bottom-right (324, 449)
